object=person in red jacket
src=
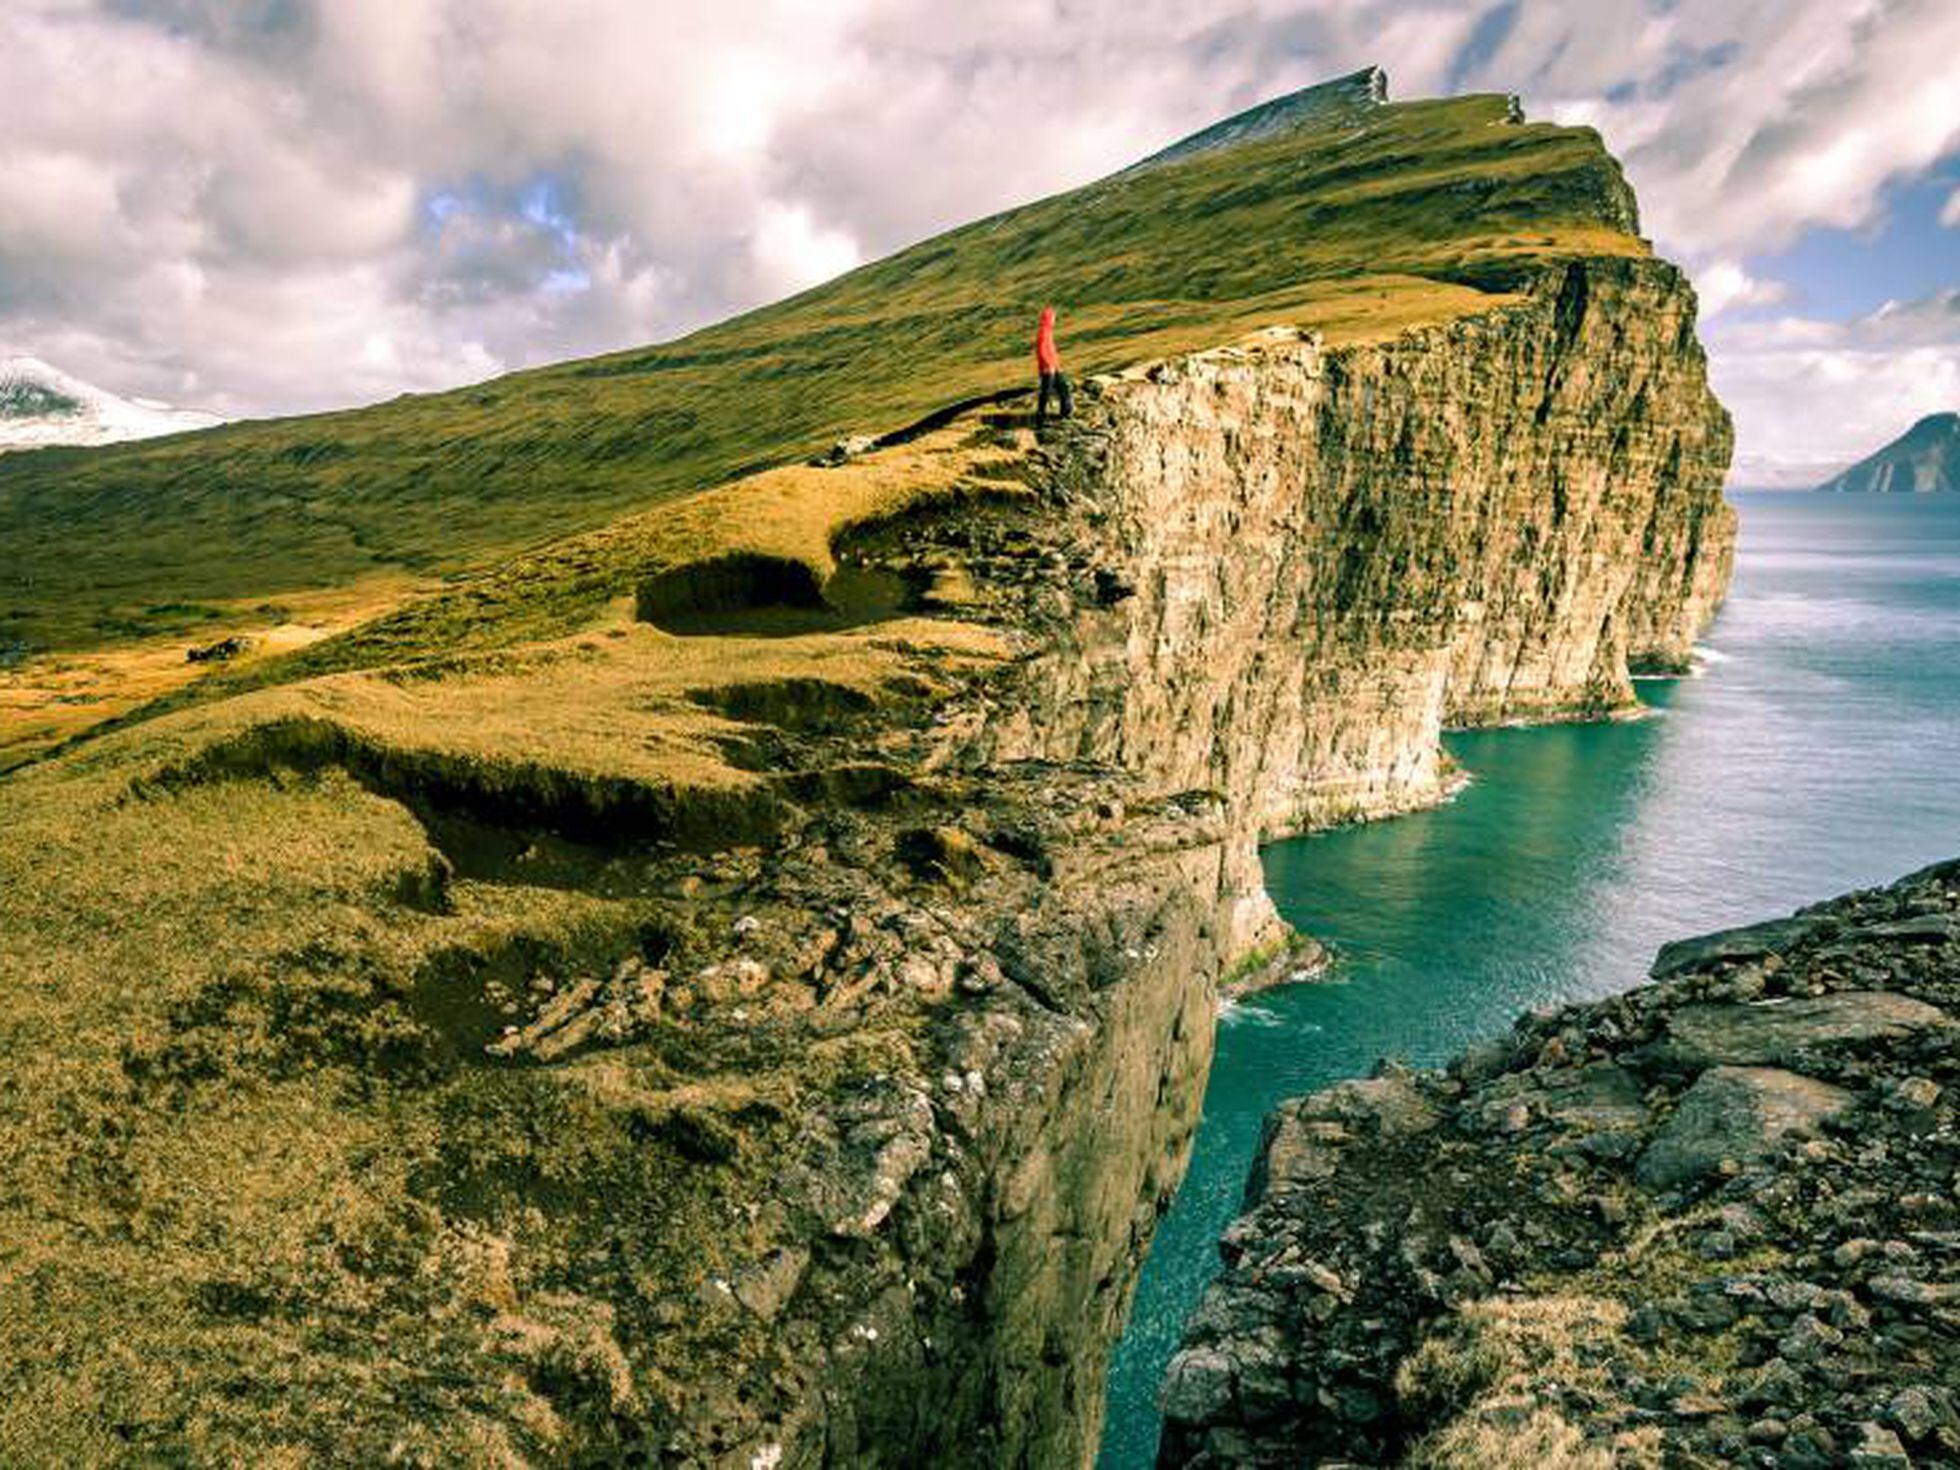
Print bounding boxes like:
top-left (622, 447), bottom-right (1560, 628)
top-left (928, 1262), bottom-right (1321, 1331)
top-left (1034, 305), bottom-right (1073, 428)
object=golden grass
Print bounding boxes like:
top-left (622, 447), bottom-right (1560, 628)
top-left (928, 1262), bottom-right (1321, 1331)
top-left (170, 418), bottom-right (1022, 705)
top-left (1411, 1409), bottom-right (1657, 1470)
top-left (614, 421), bottom-right (1030, 587)
top-left (0, 669), bottom-right (934, 1461)
top-left (15, 415), bottom-right (1022, 761)
top-left (1397, 1297), bottom-right (1664, 1470)
top-left (154, 615), bottom-right (1002, 805)
top-left (0, 573), bottom-right (424, 769)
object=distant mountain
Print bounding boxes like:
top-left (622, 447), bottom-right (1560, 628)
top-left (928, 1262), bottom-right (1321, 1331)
top-left (1814, 411), bottom-right (1960, 493)
top-left (0, 357), bottom-right (222, 453)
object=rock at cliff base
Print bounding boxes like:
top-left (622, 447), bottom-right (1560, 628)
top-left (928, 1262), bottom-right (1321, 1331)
top-left (1649, 912), bottom-right (1823, 976)
top-left (1160, 859), bottom-right (1960, 1469)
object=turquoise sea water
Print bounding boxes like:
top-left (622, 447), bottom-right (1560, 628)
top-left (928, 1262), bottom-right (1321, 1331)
top-left (1098, 492), bottom-right (1960, 1467)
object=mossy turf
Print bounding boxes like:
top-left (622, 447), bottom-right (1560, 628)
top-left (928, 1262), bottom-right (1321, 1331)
top-left (0, 91), bottom-right (1641, 671)
top-left (0, 619), bottom-right (972, 1463)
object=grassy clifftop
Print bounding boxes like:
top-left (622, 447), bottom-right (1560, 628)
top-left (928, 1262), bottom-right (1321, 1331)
top-left (0, 79), bottom-right (1643, 665)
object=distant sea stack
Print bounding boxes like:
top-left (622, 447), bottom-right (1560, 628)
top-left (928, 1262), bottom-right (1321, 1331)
top-left (1814, 411), bottom-right (1960, 493)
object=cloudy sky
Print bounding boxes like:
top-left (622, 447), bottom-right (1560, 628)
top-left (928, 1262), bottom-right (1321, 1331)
top-left (3, 0), bottom-right (1957, 486)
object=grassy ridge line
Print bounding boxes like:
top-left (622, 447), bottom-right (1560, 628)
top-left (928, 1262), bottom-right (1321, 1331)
top-left (2, 267), bottom-right (1607, 768)
top-left (0, 91), bottom-right (1642, 659)
top-left (196, 278), bottom-right (1507, 684)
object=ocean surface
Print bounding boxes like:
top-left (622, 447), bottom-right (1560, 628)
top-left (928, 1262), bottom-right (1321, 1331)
top-left (1098, 491), bottom-right (1960, 1467)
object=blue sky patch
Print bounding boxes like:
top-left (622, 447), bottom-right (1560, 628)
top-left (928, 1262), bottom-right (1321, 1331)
top-left (1748, 155), bottom-right (1960, 322)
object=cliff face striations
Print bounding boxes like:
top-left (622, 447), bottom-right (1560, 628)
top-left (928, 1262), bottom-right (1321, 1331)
top-left (1000, 255), bottom-right (1733, 855)
top-left (0, 74), bottom-right (1733, 1470)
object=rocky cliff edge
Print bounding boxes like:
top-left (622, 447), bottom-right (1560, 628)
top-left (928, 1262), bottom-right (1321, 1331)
top-left (1160, 860), bottom-right (1960, 1469)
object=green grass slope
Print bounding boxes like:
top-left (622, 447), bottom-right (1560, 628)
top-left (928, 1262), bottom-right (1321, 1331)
top-left (0, 79), bottom-right (1643, 662)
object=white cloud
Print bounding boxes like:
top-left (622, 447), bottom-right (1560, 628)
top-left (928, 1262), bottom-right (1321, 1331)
top-left (0, 0), bottom-right (892, 412)
top-left (1707, 289), bottom-right (1960, 486)
top-left (1694, 260), bottom-right (1788, 319)
top-left (1942, 188), bottom-right (1960, 228)
top-left (1462, 0), bottom-right (1960, 258)
top-left (748, 203), bottom-right (861, 300)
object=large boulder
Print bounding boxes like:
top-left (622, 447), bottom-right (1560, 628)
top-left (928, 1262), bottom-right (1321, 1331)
top-left (1642, 991), bottom-right (1953, 1072)
top-left (1648, 913), bottom-right (1826, 977)
top-left (1636, 1065), bottom-right (1853, 1189)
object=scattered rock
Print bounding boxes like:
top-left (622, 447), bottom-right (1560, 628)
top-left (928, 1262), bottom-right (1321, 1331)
top-left (186, 634), bottom-right (252, 663)
top-left (1158, 1346), bottom-right (1237, 1423)
top-left (1849, 1421), bottom-right (1912, 1467)
top-left (813, 433), bottom-right (877, 466)
top-left (1161, 860), bottom-right (1960, 1469)
top-left (731, 1248), bottom-right (809, 1320)
top-left (1644, 991), bottom-right (1952, 1071)
top-left (1649, 913), bottom-right (1824, 978)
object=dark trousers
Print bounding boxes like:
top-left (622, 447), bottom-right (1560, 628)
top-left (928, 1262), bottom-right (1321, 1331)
top-left (1036, 370), bottom-right (1073, 425)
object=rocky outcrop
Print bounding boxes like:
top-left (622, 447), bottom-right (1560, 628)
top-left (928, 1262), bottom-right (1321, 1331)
top-left (1158, 859), bottom-right (1960, 1468)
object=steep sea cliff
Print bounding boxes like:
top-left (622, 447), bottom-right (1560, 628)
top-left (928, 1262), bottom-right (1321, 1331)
top-left (0, 79), bottom-right (1734, 1470)
top-left (921, 252), bottom-right (1735, 1463)
top-left (596, 248), bottom-right (1736, 1462)
top-left (628, 248), bottom-right (1736, 1462)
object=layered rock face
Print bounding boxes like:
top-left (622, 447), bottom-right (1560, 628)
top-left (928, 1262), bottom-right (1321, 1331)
top-left (705, 251), bottom-right (1735, 1464)
top-left (634, 252), bottom-right (1736, 1463)
top-left (1156, 859), bottom-right (1960, 1468)
top-left (996, 254), bottom-right (1733, 889)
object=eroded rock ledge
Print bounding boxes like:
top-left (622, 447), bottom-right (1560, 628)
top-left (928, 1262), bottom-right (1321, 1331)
top-left (1159, 859), bottom-right (1960, 1469)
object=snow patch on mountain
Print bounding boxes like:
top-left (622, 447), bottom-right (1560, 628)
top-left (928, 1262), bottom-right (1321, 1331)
top-left (0, 357), bottom-right (223, 452)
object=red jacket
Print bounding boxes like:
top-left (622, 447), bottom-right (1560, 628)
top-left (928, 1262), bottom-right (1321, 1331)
top-left (1034, 308), bottom-right (1061, 373)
